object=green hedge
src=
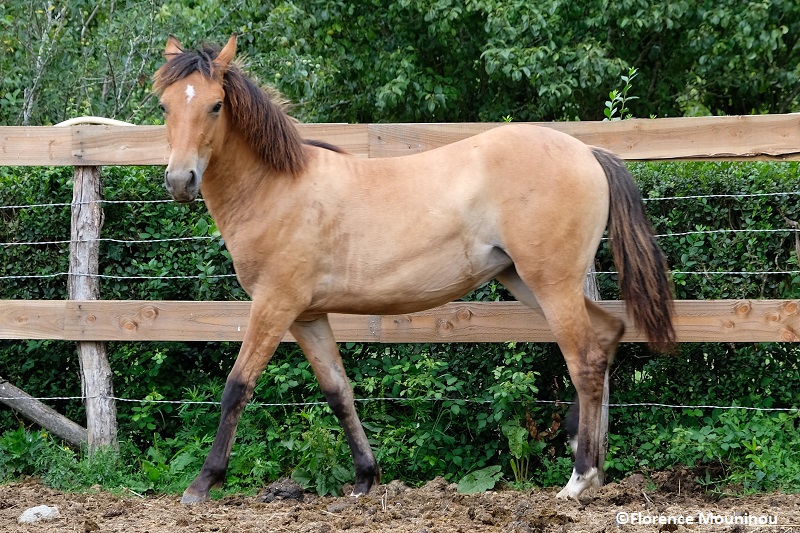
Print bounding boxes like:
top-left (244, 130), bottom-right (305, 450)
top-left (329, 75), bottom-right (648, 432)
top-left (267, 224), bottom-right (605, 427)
top-left (1, 161), bottom-right (799, 494)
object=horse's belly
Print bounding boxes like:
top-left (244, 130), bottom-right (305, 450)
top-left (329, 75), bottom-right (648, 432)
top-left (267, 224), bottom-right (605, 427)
top-left (310, 244), bottom-right (511, 315)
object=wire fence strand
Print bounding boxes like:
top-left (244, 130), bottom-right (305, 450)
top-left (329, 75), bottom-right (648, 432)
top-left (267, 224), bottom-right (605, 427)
top-left (1, 190), bottom-right (798, 212)
top-left (0, 393), bottom-right (797, 413)
top-left (3, 269), bottom-right (799, 281)
top-left (3, 227), bottom-right (799, 249)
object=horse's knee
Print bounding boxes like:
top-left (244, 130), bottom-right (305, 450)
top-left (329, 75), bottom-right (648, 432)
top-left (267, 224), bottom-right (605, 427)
top-left (321, 386), bottom-right (353, 419)
top-left (220, 377), bottom-right (253, 414)
top-left (599, 316), bottom-right (624, 359)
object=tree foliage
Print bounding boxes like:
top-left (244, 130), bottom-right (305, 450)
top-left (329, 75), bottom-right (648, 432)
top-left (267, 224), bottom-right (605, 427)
top-left (1, 0), bottom-right (799, 125)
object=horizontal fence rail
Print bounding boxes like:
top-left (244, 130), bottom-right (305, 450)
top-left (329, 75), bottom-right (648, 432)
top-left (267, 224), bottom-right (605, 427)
top-left (2, 300), bottom-right (799, 343)
top-left (2, 114), bottom-right (800, 166)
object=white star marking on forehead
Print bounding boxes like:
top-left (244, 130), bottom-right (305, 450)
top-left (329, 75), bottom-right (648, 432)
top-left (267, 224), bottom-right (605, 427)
top-left (185, 84), bottom-right (195, 103)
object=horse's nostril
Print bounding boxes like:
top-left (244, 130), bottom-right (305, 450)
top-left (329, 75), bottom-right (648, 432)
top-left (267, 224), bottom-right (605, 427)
top-left (188, 170), bottom-right (197, 189)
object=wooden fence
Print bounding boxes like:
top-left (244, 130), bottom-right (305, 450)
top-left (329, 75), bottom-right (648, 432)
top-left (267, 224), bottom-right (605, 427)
top-left (2, 114), bottom-right (800, 448)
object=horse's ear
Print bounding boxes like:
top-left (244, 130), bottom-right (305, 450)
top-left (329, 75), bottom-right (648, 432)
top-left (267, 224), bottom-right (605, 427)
top-left (214, 34), bottom-right (237, 71)
top-left (164, 35), bottom-right (183, 58)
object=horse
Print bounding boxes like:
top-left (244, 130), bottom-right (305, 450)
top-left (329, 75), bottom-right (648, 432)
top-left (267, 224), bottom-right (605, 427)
top-left (153, 34), bottom-right (675, 504)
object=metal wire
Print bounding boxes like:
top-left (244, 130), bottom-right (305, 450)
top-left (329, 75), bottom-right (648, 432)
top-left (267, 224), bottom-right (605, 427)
top-left (643, 191), bottom-right (800, 202)
top-left (0, 393), bottom-right (797, 413)
top-left (1, 236), bottom-right (217, 247)
top-left (0, 190), bottom-right (796, 211)
top-left (3, 227), bottom-right (798, 248)
top-left (0, 199), bottom-right (194, 210)
top-left (2, 269), bottom-right (798, 281)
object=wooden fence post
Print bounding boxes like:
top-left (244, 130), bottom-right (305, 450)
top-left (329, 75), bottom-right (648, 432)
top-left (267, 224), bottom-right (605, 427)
top-left (68, 165), bottom-right (117, 451)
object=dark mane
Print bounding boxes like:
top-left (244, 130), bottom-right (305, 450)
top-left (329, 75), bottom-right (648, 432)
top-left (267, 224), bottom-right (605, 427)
top-left (153, 44), bottom-right (307, 175)
top-left (303, 139), bottom-right (347, 153)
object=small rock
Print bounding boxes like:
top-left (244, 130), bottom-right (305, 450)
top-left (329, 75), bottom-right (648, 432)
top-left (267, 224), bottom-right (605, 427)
top-left (382, 479), bottom-right (410, 499)
top-left (326, 501), bottom-right (353, 514)
top-left (256, 478), bottom-right (305, 503)
top-left (622, 473), bottom-right (647, 488)
top-left (300, 522), bottom-right (331, 533)
top-left (102, 507), bottom-right (124, 518)
top-left (505, 521), bottom-right (533, 533)
top-left (18, 505), bottom-right (60, 524)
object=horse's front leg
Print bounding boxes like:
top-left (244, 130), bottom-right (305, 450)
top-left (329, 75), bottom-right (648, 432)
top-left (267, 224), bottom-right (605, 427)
top-left (181, 303), bottom-right (297, 504)
top-left (290, 315), bottom-right (380, 496)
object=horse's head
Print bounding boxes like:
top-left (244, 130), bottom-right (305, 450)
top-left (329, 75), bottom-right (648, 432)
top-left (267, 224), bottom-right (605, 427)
top-left (155, 35), bottom-right (236, 203)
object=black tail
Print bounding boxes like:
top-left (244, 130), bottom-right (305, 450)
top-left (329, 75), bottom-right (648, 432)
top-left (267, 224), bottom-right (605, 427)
top-left (592, 147), bottom-right (676, 351)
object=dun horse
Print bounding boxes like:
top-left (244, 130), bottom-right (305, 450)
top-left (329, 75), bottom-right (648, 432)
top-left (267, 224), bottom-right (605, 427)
top-left (153, 35), bottom-right (675, 504)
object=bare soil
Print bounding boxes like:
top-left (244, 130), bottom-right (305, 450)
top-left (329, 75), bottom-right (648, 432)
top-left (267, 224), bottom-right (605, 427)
top-left (2, 471), bottom-right (800, 532)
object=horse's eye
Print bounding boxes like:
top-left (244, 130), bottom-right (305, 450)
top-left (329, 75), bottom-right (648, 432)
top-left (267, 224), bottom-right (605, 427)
top-left (159, 103), bottom-right (167, 114)
top-left (212, 102), bottom-right (223, 113)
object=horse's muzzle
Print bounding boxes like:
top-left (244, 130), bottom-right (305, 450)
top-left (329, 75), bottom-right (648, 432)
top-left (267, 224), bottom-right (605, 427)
top-left (164, 167), bottom-right (201, 203)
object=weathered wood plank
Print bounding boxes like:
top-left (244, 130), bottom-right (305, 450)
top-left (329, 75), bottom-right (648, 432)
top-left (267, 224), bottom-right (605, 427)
top-left (0, 300), bottom-right (67, 339)
top-left (299, 123), bottom-right (370, 158)
top-left (374, 300), bottom-right (800, 343)
top-left (60, 300), bottom-right (378, 343)
top-left (2, 115), bottom-right (800, 166)
top-left (0, 126), bottom-right (168, 166)
top-left (0, 124), bottom-right (369, 166)
top-left (1, 300), bottom-right (798, 343)
top-left (368, 115), bottom-right (800, 160)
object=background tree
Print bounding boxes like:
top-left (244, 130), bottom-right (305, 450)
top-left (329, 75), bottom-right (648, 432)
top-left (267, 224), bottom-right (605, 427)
top-left (1, 0), bottom-right (798, 126)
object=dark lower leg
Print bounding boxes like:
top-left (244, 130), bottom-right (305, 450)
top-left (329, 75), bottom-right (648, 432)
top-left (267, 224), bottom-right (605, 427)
top-left (584, 299), bottom-right (623, 484)
top-left (292, 317), bottom-right (379, 496)
top-left (182, 376), bottom-right (253, 502)
top-left (322, 387), bottom-right (380, 495)
top-left (182, 316), bottom-right (287, 505)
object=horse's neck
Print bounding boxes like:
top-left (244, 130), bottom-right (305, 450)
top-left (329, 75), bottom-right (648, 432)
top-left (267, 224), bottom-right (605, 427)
top-left (202, 134), bottom-right (277, 230)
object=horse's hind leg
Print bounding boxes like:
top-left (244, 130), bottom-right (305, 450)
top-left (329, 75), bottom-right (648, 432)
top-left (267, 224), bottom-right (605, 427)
top-left (290, 315), bottom-right (380, 496)
top-left (565, 300), bottom-right (624, 485)
top-left (497, 267), bottom-right (621, 500)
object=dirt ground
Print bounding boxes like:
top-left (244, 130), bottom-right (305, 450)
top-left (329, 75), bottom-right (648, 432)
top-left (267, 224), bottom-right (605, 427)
top-left (2, 471), bottom-right (800, 532)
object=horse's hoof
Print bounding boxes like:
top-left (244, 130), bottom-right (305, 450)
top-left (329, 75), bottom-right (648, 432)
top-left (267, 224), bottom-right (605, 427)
top-left (350, 482), bottom-right (372, 497)
top-left (556, 467), bottom-right (598, 500)
top-left (180, 491), bottom-right (209, 504)
top-left (350, 469), bottom-right (380, 497)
